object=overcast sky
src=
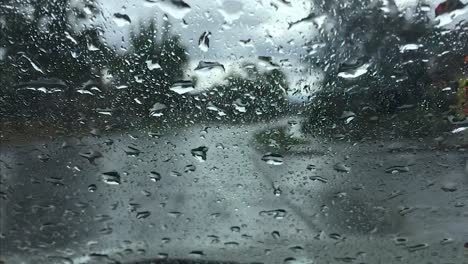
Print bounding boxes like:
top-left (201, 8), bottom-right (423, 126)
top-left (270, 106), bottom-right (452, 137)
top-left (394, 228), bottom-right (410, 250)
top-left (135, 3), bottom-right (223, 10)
top-left (88, 0), bottom-right (467, 96)
top-left (87, 0), bottom-right (326, 95)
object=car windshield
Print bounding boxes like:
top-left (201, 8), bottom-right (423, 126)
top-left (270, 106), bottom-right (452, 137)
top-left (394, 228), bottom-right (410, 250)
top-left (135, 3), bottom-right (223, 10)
top-left (1, 0), bottom-right (468, 263)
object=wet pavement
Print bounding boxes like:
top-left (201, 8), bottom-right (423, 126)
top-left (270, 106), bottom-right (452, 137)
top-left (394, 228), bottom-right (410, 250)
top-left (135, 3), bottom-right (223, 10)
top-left (1, 118), bottom-right (468, 263)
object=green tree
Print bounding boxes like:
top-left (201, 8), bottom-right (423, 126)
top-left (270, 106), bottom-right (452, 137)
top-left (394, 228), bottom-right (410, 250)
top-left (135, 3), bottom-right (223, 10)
top-left (302, 0), bottom-right (468, 138)
top-left (107, 20), bottom-right (189, 126)
top-left (0, 0), bottom-right (115, 129)
top-left (203, 67), bottom-right (289, 123)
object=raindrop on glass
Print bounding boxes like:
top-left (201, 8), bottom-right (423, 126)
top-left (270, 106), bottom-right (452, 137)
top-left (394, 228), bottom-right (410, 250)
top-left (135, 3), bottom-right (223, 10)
top-left (333, 162), bottom-right (350, 173)
top-left (136, 211), bottom-right (151, 219)
top-left (198, 31), bottom-right (211, 52)
top-left (189, 250), bottom-right (204, 257)
top-left (271, 231), bottom-right (280, 239)
top-left (79, 150), bottom-right (102, 164)
top-left (113, 13), bottom-right (131, 27)
top-left (88, 184), bottom-right (97, 192)
top-left (150, 171), bottom-right (162, 182)
top-left (101, 171), bottom-right (121, 185)
top-left (194, 61), bottom-right (225, 72)
top-left (407, 243), bottom-right (429, 252)
top-left (191, 146), bottom-right (208, 162)
top-left (184, 164), bottom-right (196, 173)
top-left (146, 0), bottom-right (191, 19)
top-left (170, 80), bottom-right (195, 94)
top-left (261, 153), bottom-right (284, 165)
top-left (259, 209), bottom-right (287, 219)
top-left (441, 182), bottom-right (458, 192)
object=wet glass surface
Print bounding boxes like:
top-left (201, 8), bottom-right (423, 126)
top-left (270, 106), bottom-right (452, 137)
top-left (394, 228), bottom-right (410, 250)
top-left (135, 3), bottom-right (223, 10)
top-left (1, 0), bottom-right (468, 263)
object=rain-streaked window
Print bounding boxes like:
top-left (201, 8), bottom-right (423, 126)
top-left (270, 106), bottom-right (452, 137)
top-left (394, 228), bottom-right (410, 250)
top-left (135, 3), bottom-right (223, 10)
top-left (1, 0), bottom-right (468, 263)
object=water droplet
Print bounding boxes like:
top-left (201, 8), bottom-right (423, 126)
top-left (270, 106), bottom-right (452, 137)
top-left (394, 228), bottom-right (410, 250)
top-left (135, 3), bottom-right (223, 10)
top-left (99, 227), bottom-right (113, 235)
top-left (259, 209), bottom-right (287, 219)
top-left (170, 80), bottom-right (195, 94)
top-left (16, 78), bottom-right (66, 92)
top-left (215, 143), bottom-right (225, 149)
top-left (333, 162), bottom-right (350, 173)
top-left (136, 211), bottom-right (151, 219)
top-left (101, 171), bottom-right (121, 185)
top-left (168, 211), bottom-right (182, 217)
top-left (233, 98), bottom-right (247, 113)
top-left (399, 206), bottom-right (413, 216)
top-left (88, 184), bottom-right (97, 192)
top-left (407, 243), bottom-right (429, 252)
top-left (385, 166), bottom-right (409, 174)
top-left (189, 250), bottom-right (204, 257)
top-left (440, 238), bottom-right (454, 245)
top-left (198, 31), bottom-right (211, 52)
top-left (124, 146), bottom-right (141, 156)
top-left (207, 235), bottom-right (220, 244)
top-left (79, 150), bottom-right (102, 164)
top-left (441, 182), bottom-right (458, 192)
top-left (77, 88), bottom-right (94, 95)
top-left (170, 171), bottom-right (182, 177)
top-left (273, 187), bottom-right (282, 196)
top-left (206, 102), bottom-right (227, 116)
top-left (436, 3), bottom-right (468, 27)
top-left (156, 252), bottom-right (169, 259)
top-left (157, 238), bottom-right (169, 244)
top-left (194, 61), bottom-right (225, 72)
top-left (21, 54), bottom-right (45, 74)
top-left (146, 0), bottom-right (191, 19)
top-left (128, 203), bottom-right (142, 212)
top-left (146, 60), bottom-right (161, 70)
top-left (261, 153), bottom-right (284, 165)
top-left (148, 132), bottom-right (161, 138)
top-left (394, 237), bottom-right (408, 245)
top-left (287, 11), bottom-right (322, 29)
top-left (338, 63), bottom-right (371, 79)
top-left (37, 154), bottom-right (50, 162)
top-left (150, 171), bottom-right (162, 182)
top-left (239, 38), bottom-right (252, 46)
top-left (309, 176), bottom-right (328, 183)
top-left (191, 146), bottom-right (208, 162)
top-left (283, 257), bottom-right (297, 264)
top-left (113, 13), bottom-right (131, 26)
top-left (271, 231), bottom-right (280, 239)
top-left (91, 215), bottom-right (111, 224)
top-left (149, 102), bottom-right (167, 117)
top-left (184, 164), bottom-right (196, 173)
top-left (88, 253), bottom-right (119, 263)
top-left (289, 246), bottom-right (304, 252)
top-left (335, 257), bottom-right (358, 263)
top-left (45, 177), bottom-right (64, 186)
top-left (272, 181), bottom-right (282, 196)
top-left (329, 233), bottom-right (343, 240)
top-left (141, 190), bottom-right (152, 197)
top-left (47, 256), bottom-right (73, 264)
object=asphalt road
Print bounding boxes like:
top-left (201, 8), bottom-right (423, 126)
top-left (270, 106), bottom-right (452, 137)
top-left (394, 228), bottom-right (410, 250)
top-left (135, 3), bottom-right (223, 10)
top-left (1, 118), bottom-right (467, 264)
